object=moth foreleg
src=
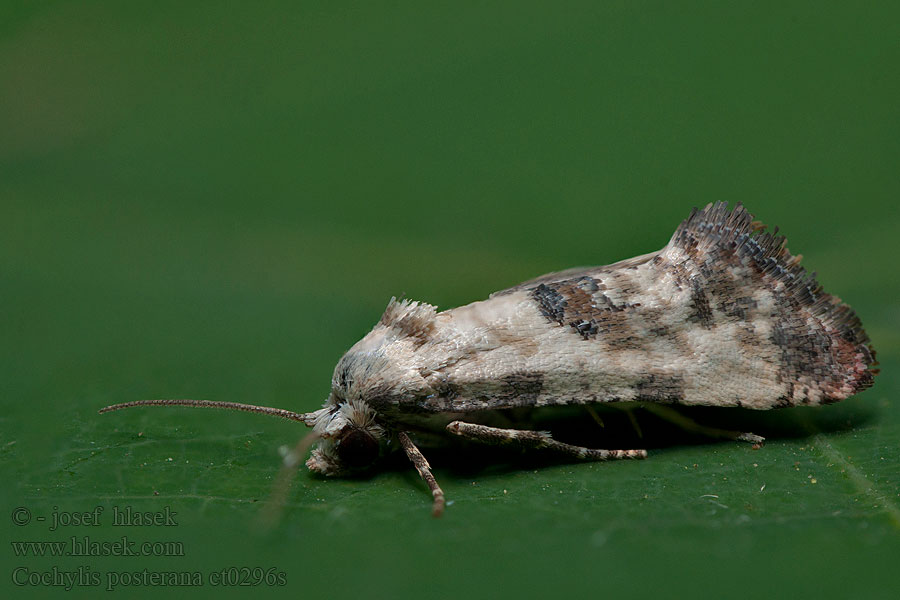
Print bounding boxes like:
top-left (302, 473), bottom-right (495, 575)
top-left (446, 421), bottom-right (647, 461)
top-left (397, 432), bottom-right (446, 518)
top-left (642, 404), bottom-right (765, 446)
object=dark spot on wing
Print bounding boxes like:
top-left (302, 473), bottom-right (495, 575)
top-left (670, 202), bottom-right (875, 397)
top-left (531, 283), bottom-right (567, 325)
top-left (434, 380), bottom-right (461, 401)
top-left (687, 279), bottom-right (714, 328)
top-left (571, 320), bottom-right (599, 338)
top-left (530, 276), bottom-right (640, 346)
top-left (408, 372), bottom-right (547, 412)
top-left (719, 296), bottom-right (758, 320)
top-left (336, 363), bottom-right (352, 389)
top-left (773, 396), bottom-right (793, 408)
top-left (500, 372), bottom-right (544, 403)
top-left (635, 374), bottom-right (685, 403)
top-left (649, 324), bottom-right (671, 338)
top-left (770, 308), bottom-right (836, 388)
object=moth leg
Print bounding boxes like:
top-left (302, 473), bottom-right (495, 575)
top-left (397, 432), bottom-right (446, 518)
top-left (624, 409), bottom-right (643, 438)
top-left (446, 421), bottom-right (647, 461)
top-left (584, 405), bottom-right (605, 428)
top-left (605, 403), bottom-right (645, 438)
top-left (642, 404), bottom-right (765, 445)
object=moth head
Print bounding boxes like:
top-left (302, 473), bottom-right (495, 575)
top-left (303, 297), bottom-right (438, 476)
top-left (305, 398), bottom-right (387, 476)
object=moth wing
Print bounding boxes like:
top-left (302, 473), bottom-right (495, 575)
top-left (435, 203), bottom-right (874, 413)
top-left (490, 251), bottom-right (660, 298)
top-left (659, 202), bottom-right (876, 402)
top-left (489, 266), bottom-right (593, 298)
top-left (376, 203), bottom-right (874, 419)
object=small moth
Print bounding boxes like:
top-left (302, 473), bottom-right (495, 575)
top-left (101, 203), bottom-right (877, 516)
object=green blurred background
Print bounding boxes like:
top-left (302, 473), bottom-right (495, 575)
top-left (2, 1), bottom-right (898, 598)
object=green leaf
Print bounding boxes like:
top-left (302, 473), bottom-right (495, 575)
top-left (2, 2), bottom-right (898, 599)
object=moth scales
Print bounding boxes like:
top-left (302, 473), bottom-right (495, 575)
top-left (100, 202), bottom-right (877, 516)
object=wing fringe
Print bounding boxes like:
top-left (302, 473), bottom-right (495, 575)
top-left (668, 202), bottom-right (876, 381)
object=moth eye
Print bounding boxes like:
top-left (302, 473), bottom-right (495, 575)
top-left (335, 429), bottom-right (379, 469)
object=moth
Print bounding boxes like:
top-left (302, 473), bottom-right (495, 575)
top-left (101, 202), bottom-right (877, 516)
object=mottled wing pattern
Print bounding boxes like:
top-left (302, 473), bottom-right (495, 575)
top-left (662, 202), bottom-right (876, 403)
top-left (518, 202), bottom-right (876, 407)
top-left (361, 202), bottom-right (875, 419)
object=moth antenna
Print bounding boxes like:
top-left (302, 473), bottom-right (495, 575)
top-left (98, 399), bottom-right (317, 426)
top-left (259, 430), bottom-right (321, 529)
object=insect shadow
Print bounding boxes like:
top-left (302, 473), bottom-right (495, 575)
top-left (378, 401), bottom-right (877, 481)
